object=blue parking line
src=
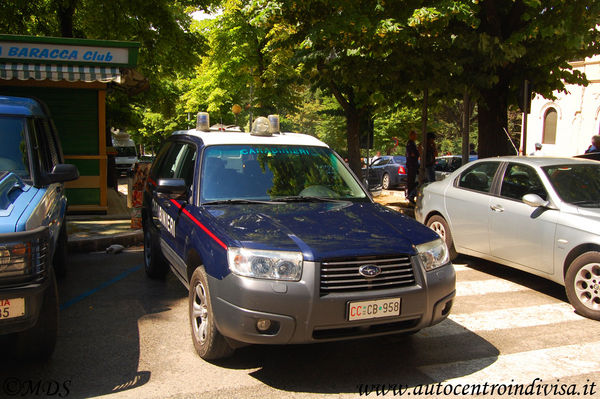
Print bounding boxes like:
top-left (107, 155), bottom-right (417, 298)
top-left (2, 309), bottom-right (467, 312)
top-left (60, 264), bottom-right (143, 310)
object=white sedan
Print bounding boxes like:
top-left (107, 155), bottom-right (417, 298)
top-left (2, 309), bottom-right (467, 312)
top-left (415, 156), bottom-right (600, 320)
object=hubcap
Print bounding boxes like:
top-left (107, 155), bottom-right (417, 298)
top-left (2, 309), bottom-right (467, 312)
top-left (191, 281), bottom-right (209, 343)
top-left (573, 263), bottom-right (600, 311)
top-left (383, 175), bottom-right (389, 189)
top-left (429, 221), bottom-right (446, 241)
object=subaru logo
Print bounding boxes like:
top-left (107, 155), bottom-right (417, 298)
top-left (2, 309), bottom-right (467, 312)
top-left (359, 264), bottom-right (381, 278)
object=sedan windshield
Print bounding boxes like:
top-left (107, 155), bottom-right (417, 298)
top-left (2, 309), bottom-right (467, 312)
top-left (201, 144), bottom-right (367, 202)
top-left (543, 164), bottom-right (600, 207)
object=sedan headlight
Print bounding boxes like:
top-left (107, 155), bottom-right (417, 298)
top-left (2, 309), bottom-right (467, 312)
top-left (227, 247), bottom-right (303, 281)
top-left (416, 238), bottom-right (449, 271)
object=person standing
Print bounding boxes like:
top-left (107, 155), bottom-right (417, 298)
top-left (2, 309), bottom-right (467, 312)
top-left (585, 135), bottom-right (600, 153)
top-left (405, 130), bottom-right (419, 204)
top-left (425, 132), bottom-right (438, 183)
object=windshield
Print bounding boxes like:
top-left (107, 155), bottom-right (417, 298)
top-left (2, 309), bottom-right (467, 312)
top-left (543, 164), bottom-right (600, 207)
top-left (201, 144), bottom-right (367, 202)
top-left (115, 146), bottom-right (137, 157)
top-left (0, 116), bottom-right (30, 179)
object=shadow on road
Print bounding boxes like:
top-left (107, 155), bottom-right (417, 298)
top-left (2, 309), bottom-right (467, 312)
top-left (212, 318), bottom-right (499, 394)
top-left (0, 249), bottom-right (184, 399)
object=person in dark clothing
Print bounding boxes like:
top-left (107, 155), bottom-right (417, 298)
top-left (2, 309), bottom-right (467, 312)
top-left (469, 143), bottom-right (477, 155)
top-left (405, 130), bottom-right (419, 204)
top-left (424, 132), bottom-right (438, 183)
top-left (585, 135), bottom-right (600, 153)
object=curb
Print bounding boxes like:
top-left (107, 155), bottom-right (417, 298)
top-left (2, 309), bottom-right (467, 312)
top-left (67, 230), bottom-right (143, 253)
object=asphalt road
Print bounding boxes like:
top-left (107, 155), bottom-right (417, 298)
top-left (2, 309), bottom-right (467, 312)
top-left (1, 247), bottom-right (599, 399)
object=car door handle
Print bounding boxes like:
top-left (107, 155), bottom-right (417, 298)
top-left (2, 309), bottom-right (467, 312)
top-left (490, 204), bottom-right (504, 212)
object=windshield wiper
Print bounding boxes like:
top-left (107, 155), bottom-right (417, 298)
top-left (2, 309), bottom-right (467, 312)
top-left (275, 196), bottom-right (345, 203)
top-left (203, 199), bottom-right (282, 205)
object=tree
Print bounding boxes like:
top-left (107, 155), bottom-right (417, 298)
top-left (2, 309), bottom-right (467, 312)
top-left (463, 0), bottom-right (600, 157)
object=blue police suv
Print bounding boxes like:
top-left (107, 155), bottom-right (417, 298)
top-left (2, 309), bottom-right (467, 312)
top-left (0, 96), bottom-right (78, 360)
top-left (143, 114), bottom-right (455, 359)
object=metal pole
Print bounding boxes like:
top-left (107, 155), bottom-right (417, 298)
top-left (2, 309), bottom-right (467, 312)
top-left (462, 89), bottom-right (470, 165)
top-left (521, 80), bottom-right (529, 156)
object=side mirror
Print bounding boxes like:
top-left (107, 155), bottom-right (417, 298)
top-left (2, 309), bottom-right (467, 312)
top-left (522, 193), bottom-right (549, 208)
top-left (156, 178), bottom-right (187, 198)
top-left (47, 164), bottom-right (79, 184)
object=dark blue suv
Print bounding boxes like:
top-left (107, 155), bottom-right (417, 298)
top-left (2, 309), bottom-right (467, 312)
top-left (143, 116), bottom-right (455, 359)
top-left (0, 96), bottom-right (78, 360)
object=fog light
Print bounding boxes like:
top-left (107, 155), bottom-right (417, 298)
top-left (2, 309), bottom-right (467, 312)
top-left (256, 319), bottom-right (271, 332)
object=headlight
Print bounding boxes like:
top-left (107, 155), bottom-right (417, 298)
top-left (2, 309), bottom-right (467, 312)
top-left (416, 238), bottom-right (449, 271)
top-left (0, 243), bottom-right (29, 277)
top-left (227, 247), bottom-right (303, 281)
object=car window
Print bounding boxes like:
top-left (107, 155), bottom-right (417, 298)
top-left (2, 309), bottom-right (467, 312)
top-left (30, 119), bottom-right (55, 175)
top-left (0, 116), bottom-right (30, 179)
top-left (435, 158), bottom-right (448, 171)
top-left (457, 162), bottom-right (499, 193)
top-left (157, 142), bottom-right (196, 187)
top-left (543, 164), bottom-right (600, 207)
top-left (371, 157), bottom-right (389, 167)
top-left (500, 163), bottom-right (547, 201)
top-left (392, 156), bottom-right (406, 164)
top-left (201, 145), bottom-right (367, 201)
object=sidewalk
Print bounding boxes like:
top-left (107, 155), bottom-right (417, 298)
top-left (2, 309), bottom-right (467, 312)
top-left (67, 184), bottom-right (143, 253)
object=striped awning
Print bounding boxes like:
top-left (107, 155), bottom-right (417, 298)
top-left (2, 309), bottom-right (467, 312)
top-left (0, 63), bottom-right (121, 83)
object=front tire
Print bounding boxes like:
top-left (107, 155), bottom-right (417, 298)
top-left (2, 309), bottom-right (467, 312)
top-left (189, 267), bottom-right (234, 360)
top-left (382, 173), bottom-right (390, 190)
top-left (565, 252), bottom-right (600, 320)
top-left (53, 223), bottom-right (68, 278)
top-left (14, 268), bottom-right (58, 360)
top-left (143, 220), bottom-right (169, 279)
top-left (426, 215), bottom-right (458, 261)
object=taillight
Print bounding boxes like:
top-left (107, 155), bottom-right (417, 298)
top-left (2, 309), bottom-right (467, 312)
top-left (398, 166), bottom-right (406, 174)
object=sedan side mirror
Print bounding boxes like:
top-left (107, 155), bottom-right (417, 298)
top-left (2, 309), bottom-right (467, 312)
top-left (156, 178), bottom-right (188, 198)
top-left (522, 193), bottom-right (550, 208)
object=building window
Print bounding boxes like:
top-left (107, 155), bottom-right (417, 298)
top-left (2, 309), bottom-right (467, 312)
top-left (542, 108), bottom-right (557, 144)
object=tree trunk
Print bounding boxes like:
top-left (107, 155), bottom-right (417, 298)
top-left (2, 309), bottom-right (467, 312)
top-left (57, 1), bottom-right (76, 38)
top-left (346, 109), bottom-right (362, 177)
top-left (477, 81), bottom-right (513, 158)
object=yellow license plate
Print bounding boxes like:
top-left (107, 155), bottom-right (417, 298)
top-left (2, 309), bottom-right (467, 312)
top-left (0, 298), bottom-right (25, 320)
top-left (348, 297), bottom-right (401, 321)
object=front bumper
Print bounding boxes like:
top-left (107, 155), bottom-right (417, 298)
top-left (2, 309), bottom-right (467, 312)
top-left (0, 226), bottom-right (50, 335)
top-left (210, 258), bottom-right (455, 345)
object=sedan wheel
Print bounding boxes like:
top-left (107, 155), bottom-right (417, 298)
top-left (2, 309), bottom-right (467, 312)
top-left (426, 215), bottom-right (458, 261)
top-left (565, 252), bottom-right (600, 320)
top-left (382, 173), bottom-right (390, 190)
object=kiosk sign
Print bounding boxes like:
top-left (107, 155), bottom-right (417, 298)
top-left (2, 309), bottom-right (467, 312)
top-left (0, 41), bottom-right (129, 65)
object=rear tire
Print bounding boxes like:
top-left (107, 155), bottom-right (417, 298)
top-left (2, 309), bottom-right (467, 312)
top-left (382, 173), bottom-right (390, 190)
top-left (426, 215), bottom-right (458, 261)
top-left (565, 252), bottom-right (600, 321)
top-left (189, 267), bottom-right (234, 360)
top-left (14, 268), bottom-right (58, 361)
top-left (143, 220), bottom-right (169, 279)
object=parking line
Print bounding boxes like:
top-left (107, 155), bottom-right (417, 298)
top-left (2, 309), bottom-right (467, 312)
top-left (59, 264), bottom-right (143, 310)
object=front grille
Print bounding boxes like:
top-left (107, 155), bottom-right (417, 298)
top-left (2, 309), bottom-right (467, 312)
top-left (320, 255), bottom-right (415, 295)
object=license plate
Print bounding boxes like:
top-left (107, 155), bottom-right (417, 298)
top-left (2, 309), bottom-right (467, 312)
top-left (0, 298), bottom-right (25, 320)
top-left (348, 297), bottom-right (401, 321)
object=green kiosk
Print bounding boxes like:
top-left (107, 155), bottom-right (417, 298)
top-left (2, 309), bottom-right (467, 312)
top-left (0, 34), bottom-right (143, 213)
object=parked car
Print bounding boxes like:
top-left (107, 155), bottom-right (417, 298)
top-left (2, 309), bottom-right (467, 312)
top-left (574, 152), bottom-right (600, 161)
top-left (434, 155), bottom-right (478, 181)
top-left (415, 156), bottom-right (600, 320)
top-left (142, 115), bottom-right (455, 359)
top-left (364, 155), bottom-right (407, 190)
top-left (0, 96), bottom-right (79, 359)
